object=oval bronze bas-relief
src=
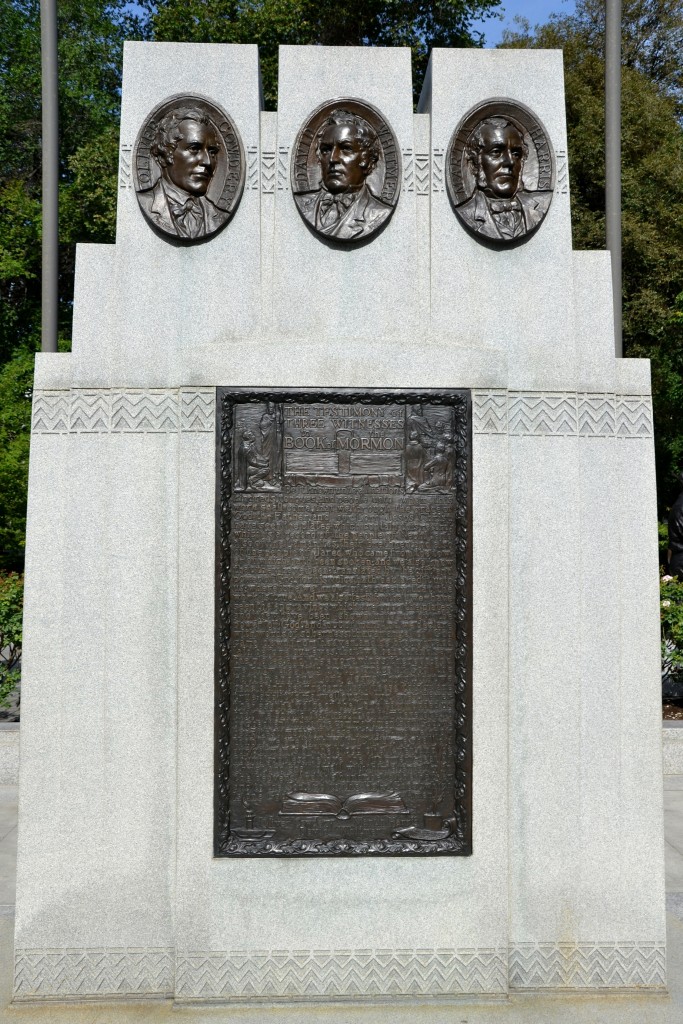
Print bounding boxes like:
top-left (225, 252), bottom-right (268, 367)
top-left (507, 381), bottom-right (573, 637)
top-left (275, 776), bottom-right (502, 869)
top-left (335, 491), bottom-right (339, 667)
top-left (291, 99), bottom-right (401, 243)
top-left (446, 98), bottom-right (555, 245)
top-left (133, 95), bottom-right (245, 243)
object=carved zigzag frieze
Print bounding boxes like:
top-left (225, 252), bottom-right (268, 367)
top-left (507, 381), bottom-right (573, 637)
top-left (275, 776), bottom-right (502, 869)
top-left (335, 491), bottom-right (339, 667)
top-left (578, 393), bottom-right (617, 435)
top-left (32, 391), bottom-right (70, 433)
top-left (414, 153), bottom-right (430, 195)
top-left (277, 147), bottom-right (290, 191)
top-left (175, 947), bottom-right (508, 998)
top-left (32, 389), bottom-right (651, 439)
top-left (14, 948), bottom-right (174, 998)
top-left (246, 145), bottom-right (259, 190)
top-left (508, 393), bottom-right (578, 435)
top-left (31, 389), bottom-right (215, 434)
top-left (473, 391), bottom-right (507, 434)
top-left (180, 388), bottom-right (215, 431)
top-left (616, 394), bottom-right (654, 436)
top-left (402, 148), bottom-right (414, 191)
top-left (473, 392), bottom-right (653, 438)
top-left (111, 391), bottom-right (179, 431)
top-left (509, 941), bottom-right (666, 989)
top-left (261, 150), bottom-right (276, 193)
top-left (70, 391), bottom-right (111, 432)
top-left (14, 941), bottom-right (666, 998)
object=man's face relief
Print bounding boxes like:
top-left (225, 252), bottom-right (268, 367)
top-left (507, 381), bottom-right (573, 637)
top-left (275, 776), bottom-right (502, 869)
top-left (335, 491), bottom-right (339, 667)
top-left (318, 124), bottom-right (372, 193)
top-left (165, 120), bottom-right (219, 196)
top-left (477, 124), bottom-right (525, 199)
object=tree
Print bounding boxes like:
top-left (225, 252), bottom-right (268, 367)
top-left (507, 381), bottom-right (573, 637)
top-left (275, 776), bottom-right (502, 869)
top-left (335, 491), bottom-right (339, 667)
top-left (0, 349), bottom-right (34, 570)
top-left (0, 571), bottom-right (22, 707)
top-left (139, 0), bottom-right (502, 108)
top-left (0, 0), bottom-right (144, 356)
top-left (501, 0), bottom-right (683, 510)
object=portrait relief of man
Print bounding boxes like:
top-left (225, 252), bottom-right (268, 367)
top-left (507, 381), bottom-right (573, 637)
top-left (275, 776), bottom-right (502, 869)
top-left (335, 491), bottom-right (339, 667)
top-left (137, 107), bottom-right (224, 240)
top-left (295, 108), bottom-right (393, 241)
top-left (455, 115), bottom-right (552, 243)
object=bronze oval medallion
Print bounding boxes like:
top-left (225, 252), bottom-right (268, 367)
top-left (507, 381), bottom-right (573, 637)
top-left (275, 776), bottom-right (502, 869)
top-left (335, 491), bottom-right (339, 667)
top-left (291, 98), bottom-right (401, 243)
top-left (446, 98), bottom-right (555, 245)
top-left (133, 94), bottom-right (245, 243)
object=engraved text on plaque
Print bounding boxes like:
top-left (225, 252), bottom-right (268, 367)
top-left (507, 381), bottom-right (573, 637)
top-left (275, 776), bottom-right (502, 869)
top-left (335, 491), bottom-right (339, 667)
top-left (215, 391), bottom-right (472, 856)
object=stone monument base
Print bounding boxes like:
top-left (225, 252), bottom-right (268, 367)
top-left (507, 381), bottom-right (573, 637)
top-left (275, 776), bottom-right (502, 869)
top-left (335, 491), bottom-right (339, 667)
top-left (13, 42), bottom-right (666, 1003)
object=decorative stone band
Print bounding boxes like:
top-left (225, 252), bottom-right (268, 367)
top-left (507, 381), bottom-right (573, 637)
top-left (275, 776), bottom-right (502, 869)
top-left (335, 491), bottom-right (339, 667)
top-left (31, 388), bottom-right (215, 434)
top-left (474, 391), bottom-right (653, 438)
top-left (175, 948), bottom-right (508, 999)
top-left (13, 947), bottom-right (174, 999)
top-left (508, 941), bottom-right (666, 990)
top-left (32, 389), bottom-right (653, 439)
top-left (14, 941), bottom-right (666, 999)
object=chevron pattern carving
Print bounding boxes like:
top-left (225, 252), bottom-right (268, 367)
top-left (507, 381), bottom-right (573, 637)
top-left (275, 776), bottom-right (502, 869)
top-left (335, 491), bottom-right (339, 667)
top-left (616, 395), bottom-right (654, 436)
top-left (415, 153), bottom-right (430, 195)
top-left (246, 145), bottom-right (259, 190)
top-left (176, 948), bottom-right (507, 999)
top-left (33, 390), bottom-right (652, 440)
top-left (70, 391), bottom-right (111, 432)
top-left (32, 389), bottom-right (214, 433)
top-left (111, 391), bottom-right (179, 431)
top-left (473, 391), bottom-right (507, 434)
top-left (277, 147), bottom-right (290, 190)
top-left (14, 942), bottom-right (665, 998)
top-left (32, 391), bottom-right (70, 433)
top-left (180, 389), bottom-right (215, 431)
top-left (402, 149), bottom-right (414, 191)
top-left (578, 394), bottom-right (616, 435)
top-left (509, 942), bottom-right (666, 989)
top-left (14, 948), bottom-right (174, 998)
top-left (431, 149), bottom-right (445, 192)
top-left (261, 150), bottom-right (276, 193)
top-left (473, 392), bottom-right (653, 438)
top-left (508, 393), bottom-right (578, 435)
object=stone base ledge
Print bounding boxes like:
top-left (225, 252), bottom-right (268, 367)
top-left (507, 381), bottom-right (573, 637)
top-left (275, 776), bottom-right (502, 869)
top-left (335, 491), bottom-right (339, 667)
top-left (14, 942), bottom-right (667, 1000)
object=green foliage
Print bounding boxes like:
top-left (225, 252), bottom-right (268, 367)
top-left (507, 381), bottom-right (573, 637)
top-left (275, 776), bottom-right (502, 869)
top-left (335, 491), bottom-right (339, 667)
top-left (501, 0), bottom-right (683, 511)
top-left (659, 519), bottom-right (670, 560)
top-left (0, 572), bottom-right (22, 708)
top-left (61, 124), bottom-right (121, 248)
top-left (140, 0), bottom-right (501, 109)
top-left (0, 349), bottom-right (34, 571)
top-left (0, 0), bottom-right (144, 355)
top-left (661, 570), bottom-right (683, 671)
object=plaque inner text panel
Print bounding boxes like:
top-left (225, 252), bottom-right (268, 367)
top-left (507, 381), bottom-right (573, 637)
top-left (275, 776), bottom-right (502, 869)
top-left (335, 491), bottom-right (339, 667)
top-left (215, 390), bottom-right (472, 856)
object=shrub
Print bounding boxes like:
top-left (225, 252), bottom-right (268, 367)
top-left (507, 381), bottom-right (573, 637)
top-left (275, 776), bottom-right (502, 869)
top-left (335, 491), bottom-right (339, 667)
top-left (0, 572), bottom-right (22, 708)
top-left (661, 570), bottom-right (683, 676)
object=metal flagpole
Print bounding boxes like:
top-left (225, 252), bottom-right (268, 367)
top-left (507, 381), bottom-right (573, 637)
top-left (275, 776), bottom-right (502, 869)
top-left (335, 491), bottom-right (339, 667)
top-left (40, 0), bottom-right (58, 354)
top-left (605, 0), bottom-right (622, 357)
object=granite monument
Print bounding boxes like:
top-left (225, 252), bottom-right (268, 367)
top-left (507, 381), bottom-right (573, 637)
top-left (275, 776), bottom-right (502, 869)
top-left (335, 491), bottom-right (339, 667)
top-left (14, 43), bottom-right (665, 1006)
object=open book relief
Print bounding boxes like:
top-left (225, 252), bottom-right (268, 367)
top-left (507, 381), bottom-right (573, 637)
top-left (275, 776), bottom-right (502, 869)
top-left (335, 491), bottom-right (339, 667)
top-left (280, 791), bottom-right (408, 819)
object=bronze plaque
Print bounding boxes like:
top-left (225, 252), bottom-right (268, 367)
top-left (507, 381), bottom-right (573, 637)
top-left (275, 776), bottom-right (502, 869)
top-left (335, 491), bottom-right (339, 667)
top-left (134, 94), bottom-right (245, 243)
top-left (291, 99), bottom-right (401, 242)
top-left (215, 391), bottom-right (472, 856)
top-left (446, 98), bottom-right (555, 245)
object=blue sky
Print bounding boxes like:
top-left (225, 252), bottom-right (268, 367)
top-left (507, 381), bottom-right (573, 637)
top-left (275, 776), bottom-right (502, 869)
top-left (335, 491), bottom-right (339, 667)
top-left (473, 0), bottom-right (576, 46)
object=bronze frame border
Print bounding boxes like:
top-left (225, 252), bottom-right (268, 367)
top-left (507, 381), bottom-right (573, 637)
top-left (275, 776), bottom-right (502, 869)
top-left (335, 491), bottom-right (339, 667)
top-left (214, 388), bottom-right (472, 857)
